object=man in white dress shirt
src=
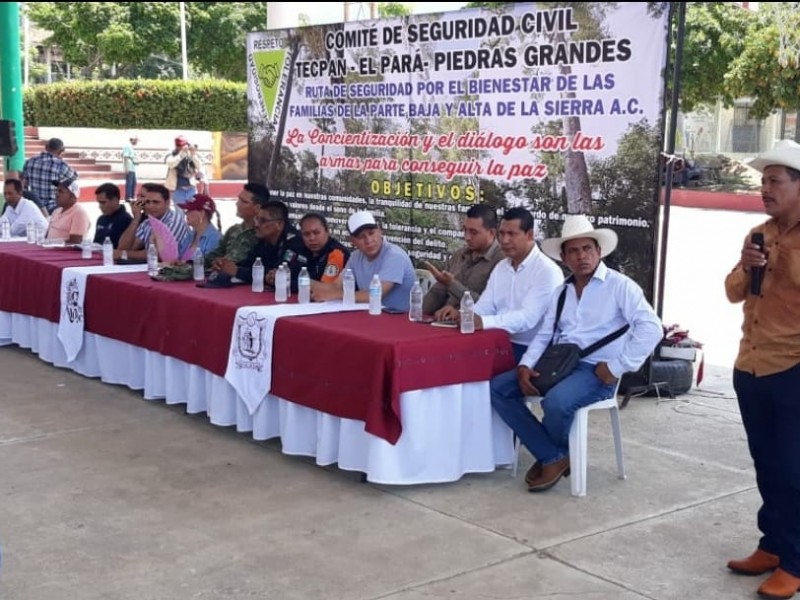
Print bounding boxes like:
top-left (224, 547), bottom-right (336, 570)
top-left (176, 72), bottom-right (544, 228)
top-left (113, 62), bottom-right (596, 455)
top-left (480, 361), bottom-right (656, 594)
top-left (491, 214), bottom-right (662, 493)
top-left (436, 206), bottom-right (564, 362)
top-left (2, 178), bottom-right (48, 237)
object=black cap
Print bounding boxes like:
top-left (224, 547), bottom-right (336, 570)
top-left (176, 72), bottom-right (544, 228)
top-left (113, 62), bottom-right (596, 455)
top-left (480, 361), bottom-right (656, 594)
top-left (196, 271), bottom-right (234, 289)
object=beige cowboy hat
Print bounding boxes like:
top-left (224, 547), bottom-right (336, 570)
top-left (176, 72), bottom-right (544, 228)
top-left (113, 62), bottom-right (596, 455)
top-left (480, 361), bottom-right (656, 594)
top-left (748, 139), bottom-right (800, 173)
top-left (540, 214), bottom-right (618, 261)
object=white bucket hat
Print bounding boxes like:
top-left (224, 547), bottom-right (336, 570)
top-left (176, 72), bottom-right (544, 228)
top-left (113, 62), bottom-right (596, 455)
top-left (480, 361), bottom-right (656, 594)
top-left (540, 214), bottom-right (618, 261)
top-left (747, 139), bottom-right (800, 173)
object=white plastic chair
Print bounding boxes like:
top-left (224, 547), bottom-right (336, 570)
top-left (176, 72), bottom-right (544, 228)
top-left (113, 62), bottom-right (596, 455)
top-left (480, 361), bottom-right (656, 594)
top-left (415, 268), bottom-right (436, 294)
top-left (511, 380), bottom-right (625, 497)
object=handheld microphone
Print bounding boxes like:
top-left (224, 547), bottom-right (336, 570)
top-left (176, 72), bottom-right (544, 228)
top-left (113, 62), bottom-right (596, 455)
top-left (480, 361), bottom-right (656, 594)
top-left (750, 232), bottom-right (765, 295)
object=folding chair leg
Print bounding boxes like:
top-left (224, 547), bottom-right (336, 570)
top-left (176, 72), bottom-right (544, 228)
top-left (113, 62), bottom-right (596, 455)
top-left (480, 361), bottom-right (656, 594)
top-left (568, 408), bottom-right (589, 497)
top-left (511, 435), bottom-right (521, 478)
top-left (609, 406), bottom-right (626, 480)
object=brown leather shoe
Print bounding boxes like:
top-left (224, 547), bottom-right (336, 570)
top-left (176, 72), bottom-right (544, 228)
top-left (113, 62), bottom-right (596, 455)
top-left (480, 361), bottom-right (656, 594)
top-left (525, 461), bottom-right (542, 485)
top-left (728, 549), bottom-right (780, 576)
top-left (527, 456), bottom-right (570, 492)
top-left (525, 461), bottom-right (570, 486)
top-left (758, 568), bottom-right (800, 599)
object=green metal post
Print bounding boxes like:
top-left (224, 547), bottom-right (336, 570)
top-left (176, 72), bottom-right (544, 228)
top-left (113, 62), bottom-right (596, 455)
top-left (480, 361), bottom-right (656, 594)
top-left (0, 2), bottom-right (25, 172)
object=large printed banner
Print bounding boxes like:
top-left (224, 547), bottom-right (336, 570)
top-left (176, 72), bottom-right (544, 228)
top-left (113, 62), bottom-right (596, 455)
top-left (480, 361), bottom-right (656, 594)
top-left (247, 2), bottom-right (670, 296)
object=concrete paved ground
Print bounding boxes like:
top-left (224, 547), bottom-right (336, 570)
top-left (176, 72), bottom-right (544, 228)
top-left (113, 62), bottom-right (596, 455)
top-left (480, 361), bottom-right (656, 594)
top-left (1, 203), bottom-right (768, 598)
top-left (0, 345), bottom-right (763, 600)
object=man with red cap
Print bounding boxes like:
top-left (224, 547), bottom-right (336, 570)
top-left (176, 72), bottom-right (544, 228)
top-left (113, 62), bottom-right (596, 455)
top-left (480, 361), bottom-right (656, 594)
top-left (165, 135), bottom-right (202, 204)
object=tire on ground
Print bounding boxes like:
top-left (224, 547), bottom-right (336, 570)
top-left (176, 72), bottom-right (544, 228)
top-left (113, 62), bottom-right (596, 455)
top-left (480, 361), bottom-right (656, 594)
top-left (648, 359), bottom-right (694, 395)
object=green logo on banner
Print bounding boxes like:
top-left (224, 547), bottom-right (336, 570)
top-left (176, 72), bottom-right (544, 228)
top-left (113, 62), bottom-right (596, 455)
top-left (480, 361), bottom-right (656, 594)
top-left (253, 49), bottom-right (287, 122)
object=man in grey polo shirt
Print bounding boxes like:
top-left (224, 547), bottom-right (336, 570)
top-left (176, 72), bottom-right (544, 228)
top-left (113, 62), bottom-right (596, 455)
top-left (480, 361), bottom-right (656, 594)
top-left (310, 211), bottom-right (415, 312)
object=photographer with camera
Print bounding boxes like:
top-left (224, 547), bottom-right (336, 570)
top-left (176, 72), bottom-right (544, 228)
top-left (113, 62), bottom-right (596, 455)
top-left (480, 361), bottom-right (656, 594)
top-left (164, 136), bottom-right (203, 205)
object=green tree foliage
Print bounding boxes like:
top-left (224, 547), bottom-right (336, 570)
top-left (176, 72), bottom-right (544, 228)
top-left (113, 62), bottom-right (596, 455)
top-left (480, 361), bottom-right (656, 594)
top-left (377, 3), bottom-right (412, 17)
top-left (590, 120), bottom-right (661, 295)
top-left (186, 2), bottom-right (269, 81)
top-left (679, 2), bottom-right (752, 114)
top-left (724, 3), bottom-right (800, 120)
top-left (26, 2), bottom-right (267, 81)
top-left (27, 2), bottom-right (181, 78)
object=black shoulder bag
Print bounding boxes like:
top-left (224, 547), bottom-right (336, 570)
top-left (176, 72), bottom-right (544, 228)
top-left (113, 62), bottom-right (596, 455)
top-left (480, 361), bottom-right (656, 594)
top-left (531, 286), bottom-right (630, 395)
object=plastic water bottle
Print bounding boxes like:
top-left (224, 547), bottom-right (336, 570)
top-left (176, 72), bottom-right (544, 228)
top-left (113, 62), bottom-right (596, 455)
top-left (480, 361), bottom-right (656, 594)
top-left (460, 291), bottom-right (475, 334)
top-left (81, 238), bottom-right (92, 259)
top-left (192, 247), bottom-right (204, 281)
top-left (147, 242), bottom-right (159, 276)
top-left (252, 257), bottom-right (265, 293)
top-left (283, 262), bottom-right (291, 300)
top-left (298, 266), bottom-right (311, 304)
top-left (274, 263), bottom-right (288, 302)
top-left (102, 236), bottom-right (114, 266)
top-left (368, 274), bottom-right (382, 315)
top-left (342, 268), bottom-right (356, 307)
top-left (0, 219), bottom-right (10, 240)
top-left (408, 280), bottom-right (423, 321)
top-left (26, 221), bottom-right (36, 244)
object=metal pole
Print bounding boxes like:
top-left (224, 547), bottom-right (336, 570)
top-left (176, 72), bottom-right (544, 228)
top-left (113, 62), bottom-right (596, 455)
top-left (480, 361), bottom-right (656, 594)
top-left (180, 2), bottom-right (188, 80)
top-left (655, 1), bottom-right (687, 320)
top-left (0, 1), bottom-right (26, 172)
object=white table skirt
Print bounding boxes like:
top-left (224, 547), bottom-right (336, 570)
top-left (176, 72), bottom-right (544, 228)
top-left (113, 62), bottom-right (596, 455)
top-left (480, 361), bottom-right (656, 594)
top-left (0, 311), bottom-right (515, 484)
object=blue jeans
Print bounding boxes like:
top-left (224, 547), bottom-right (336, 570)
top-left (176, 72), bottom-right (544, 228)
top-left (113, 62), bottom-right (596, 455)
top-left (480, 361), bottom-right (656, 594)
top-left (125, 171), bottom-right (137, 200)
top-left (734, 363), bottom-right (800, 577)
top-left (172, 186), bottom-right (196, 204)
top-left (490, 361), bottom-right (617, 465)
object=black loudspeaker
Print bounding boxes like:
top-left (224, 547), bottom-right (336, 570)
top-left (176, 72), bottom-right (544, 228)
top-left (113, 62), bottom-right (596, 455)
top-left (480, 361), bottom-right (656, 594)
top-left (0, 120), bottom-right (18, 156)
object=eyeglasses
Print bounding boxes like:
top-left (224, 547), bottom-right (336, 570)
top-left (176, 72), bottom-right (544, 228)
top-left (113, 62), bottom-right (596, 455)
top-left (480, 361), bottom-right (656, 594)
top-left (255, 217), bottom-right (282, 225)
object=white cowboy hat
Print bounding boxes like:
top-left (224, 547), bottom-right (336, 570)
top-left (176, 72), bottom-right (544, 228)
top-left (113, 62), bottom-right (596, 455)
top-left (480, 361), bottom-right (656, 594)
top-left (540, 214), bottom-right (618, 261)
top-left (748, 139), bottom-right (800, 173)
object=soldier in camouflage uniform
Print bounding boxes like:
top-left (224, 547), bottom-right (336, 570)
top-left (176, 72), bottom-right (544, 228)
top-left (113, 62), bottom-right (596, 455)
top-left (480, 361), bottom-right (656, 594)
top-left (206, 183), bottom-right (270, 270)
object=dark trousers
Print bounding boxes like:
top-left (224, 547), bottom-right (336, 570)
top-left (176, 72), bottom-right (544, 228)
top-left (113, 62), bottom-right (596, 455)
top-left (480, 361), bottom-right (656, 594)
top-left (734, 363), bottom-right (800, 576)
top-left (125, 171), bottom-right (137, 200)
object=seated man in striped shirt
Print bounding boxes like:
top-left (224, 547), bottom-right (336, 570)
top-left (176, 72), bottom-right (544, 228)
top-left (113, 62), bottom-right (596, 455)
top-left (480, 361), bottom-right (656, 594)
top-left (115, 182), bottom-right (191, 261)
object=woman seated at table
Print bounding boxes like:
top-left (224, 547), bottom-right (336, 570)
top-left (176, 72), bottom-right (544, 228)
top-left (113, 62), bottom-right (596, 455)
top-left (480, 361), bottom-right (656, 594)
top-left (178, 193), bottom-right (222, 256)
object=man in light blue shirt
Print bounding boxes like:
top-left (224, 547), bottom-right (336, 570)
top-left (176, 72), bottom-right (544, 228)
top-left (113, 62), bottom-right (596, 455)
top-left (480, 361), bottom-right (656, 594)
top-left (310, 210), bottom-right (415, 312)
top-left (491, 214), bottom-right (662, 493)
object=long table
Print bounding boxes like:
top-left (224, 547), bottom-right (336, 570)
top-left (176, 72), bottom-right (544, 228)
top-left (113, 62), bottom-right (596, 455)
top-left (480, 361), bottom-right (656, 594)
top-left (0, 242), bottom-right (517, 483)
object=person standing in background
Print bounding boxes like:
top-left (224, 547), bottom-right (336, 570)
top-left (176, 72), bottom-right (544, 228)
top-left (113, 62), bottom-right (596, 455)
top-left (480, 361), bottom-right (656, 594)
top-left (21, 138), bottom-right (78, 215)
top-left (725, 140), bottom-right (800, 600)
top-left (122, 134), bottom-right (139, 201)
top-left (164, 136), bottom-right (202, 205)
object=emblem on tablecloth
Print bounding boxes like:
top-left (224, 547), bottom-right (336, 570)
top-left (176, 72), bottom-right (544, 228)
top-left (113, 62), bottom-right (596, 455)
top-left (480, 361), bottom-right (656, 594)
top-left (234, 311), bottom-right (267, 371)
top-left (64, 277), bottom-right (83, 324)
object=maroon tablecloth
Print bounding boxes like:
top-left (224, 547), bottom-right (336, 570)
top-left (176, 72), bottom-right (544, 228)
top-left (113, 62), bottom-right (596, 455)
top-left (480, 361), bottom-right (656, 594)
top-left (0, 244), bottom-right (515, 443)
top-left (0, 243), bottom-right (100, 321)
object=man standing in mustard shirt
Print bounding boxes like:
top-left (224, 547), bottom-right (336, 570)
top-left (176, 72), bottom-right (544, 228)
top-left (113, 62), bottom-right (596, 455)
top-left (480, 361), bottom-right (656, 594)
top-left (725, 140), bottom-right (800, 600)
